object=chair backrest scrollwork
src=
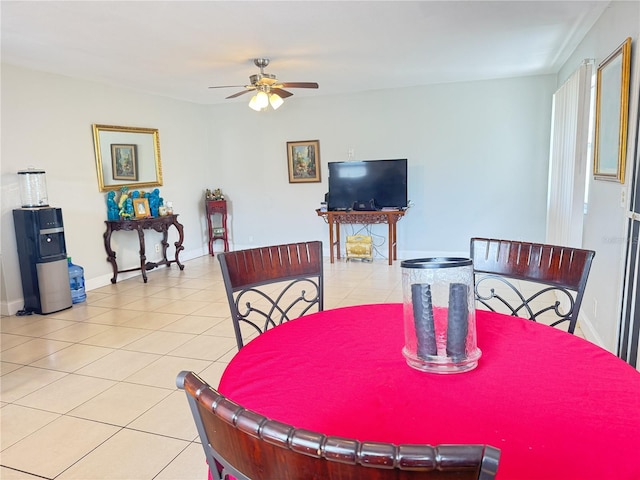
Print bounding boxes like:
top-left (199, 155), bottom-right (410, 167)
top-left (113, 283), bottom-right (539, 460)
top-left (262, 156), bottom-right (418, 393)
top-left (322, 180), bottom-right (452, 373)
top-left (470, 237), bottom-right (595, 334)
top-left (218, 241), bottom-right (324, 349)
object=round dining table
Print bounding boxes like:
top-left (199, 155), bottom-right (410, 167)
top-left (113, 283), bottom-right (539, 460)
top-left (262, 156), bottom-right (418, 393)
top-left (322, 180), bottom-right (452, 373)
top-left (218, 303), bottom-right (640, 480)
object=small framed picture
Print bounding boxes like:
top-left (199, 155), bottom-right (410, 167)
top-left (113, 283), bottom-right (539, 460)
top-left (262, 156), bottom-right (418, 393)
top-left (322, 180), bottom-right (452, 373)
top-left (287, 140), bottom-right (321, 183)
top-left (111, 144), bottom-right (138, 181)
top-left (133, 198), bottom-right (150, 218)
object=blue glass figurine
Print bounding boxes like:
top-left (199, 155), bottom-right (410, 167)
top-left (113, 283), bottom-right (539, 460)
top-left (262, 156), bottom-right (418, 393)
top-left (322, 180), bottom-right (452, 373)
top-left (118, 186), bottom-right (129, 215)
top-left (149, 188), bottom-right (160, 217)
top-left (107, 191), bottom-right (119, 221)
top-left (120, 198), bottom-right (134, 219)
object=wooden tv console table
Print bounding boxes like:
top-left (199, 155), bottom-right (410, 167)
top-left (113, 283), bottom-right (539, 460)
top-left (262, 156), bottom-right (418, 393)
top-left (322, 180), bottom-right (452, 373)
top-left (103, 214), bottom-right (185, 283)
top-left (316, 209), bottom-right (407, 265)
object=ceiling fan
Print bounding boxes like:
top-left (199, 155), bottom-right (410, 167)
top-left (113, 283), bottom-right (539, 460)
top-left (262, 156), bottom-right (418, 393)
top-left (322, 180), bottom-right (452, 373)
top-left (209, 58), bottom-right (319, 110)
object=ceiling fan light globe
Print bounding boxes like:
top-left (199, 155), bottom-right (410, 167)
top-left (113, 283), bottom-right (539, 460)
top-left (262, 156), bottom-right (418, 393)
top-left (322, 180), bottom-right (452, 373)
top-left (248, 95), bottom-right (262, 111)
top-left (256, 91), bottom-right (269, 109)
top-left (269, 93), bottom-right (284, 110)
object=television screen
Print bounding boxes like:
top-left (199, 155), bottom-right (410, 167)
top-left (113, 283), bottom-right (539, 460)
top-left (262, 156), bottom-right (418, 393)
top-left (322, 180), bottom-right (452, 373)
top-left (327, 159), bottom-right (408, 210)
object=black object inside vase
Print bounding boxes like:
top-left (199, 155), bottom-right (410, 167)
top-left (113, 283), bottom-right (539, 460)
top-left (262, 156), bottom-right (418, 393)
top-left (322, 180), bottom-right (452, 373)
top-left (446, 283), bottom-right (469, 359)
top-left (411, 283), bottom-right (437, 358)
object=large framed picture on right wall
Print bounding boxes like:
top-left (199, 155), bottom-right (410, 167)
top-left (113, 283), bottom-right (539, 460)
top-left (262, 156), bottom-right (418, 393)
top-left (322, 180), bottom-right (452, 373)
top-left (593, 37), bottom-right (631, 183)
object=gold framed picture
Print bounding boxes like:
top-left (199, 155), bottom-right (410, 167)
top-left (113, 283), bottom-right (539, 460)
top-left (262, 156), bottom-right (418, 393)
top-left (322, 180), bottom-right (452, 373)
top-left (593, 37), bottom-right (632, 183)
top-left (133, 198), bottom-right (150, 218)
top-left (287, 140), bottom-right (321, 183)
top-left (92, 124), bottom-right (163, 192)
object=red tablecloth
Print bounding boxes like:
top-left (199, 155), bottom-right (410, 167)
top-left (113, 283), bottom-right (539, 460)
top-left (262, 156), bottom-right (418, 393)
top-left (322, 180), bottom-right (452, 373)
top-left (218, 304), bottom-right (640, 479)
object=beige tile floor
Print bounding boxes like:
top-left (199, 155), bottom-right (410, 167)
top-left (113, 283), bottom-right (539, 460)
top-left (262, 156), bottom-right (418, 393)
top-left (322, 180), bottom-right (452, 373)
top-left (0, 254), bottom-right (584, 479)
top-left (0, 255), bottom-right (406, 480)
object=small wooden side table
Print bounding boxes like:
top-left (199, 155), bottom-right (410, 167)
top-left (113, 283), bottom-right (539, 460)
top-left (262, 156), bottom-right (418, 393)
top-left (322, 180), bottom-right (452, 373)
top-left (206, 200), bottom-right (229, 255)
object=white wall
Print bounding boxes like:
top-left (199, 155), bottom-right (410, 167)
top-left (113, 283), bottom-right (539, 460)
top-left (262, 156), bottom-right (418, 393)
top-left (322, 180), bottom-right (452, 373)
top-left (1, 63), bottom-right (555, 316)
top-left (557, 0), bottom-right (640, 351)
top-left (208, 75), bottom-right (556, 256)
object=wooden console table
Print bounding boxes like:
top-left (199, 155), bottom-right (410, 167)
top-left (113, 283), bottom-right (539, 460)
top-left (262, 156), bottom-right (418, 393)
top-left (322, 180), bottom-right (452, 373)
top-left (316, 209), bottom-right (407, 265)
top-left (206, 200), bottom-right (229, 256)
top-left (103, 214), bottom-right (185, 283)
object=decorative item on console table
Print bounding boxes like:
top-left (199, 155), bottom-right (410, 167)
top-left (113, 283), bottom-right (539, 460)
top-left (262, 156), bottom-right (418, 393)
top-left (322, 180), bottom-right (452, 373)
top-left (106, 191), bottom-right (119, 220)
top-left (148, 188), bottom-right (161, 216)
top-left (133, 198), bottom-right (150, 218)
top-left (105, 188), bottom-right (165, 220)
top-left (206, 188), bottom-right (225, 201)
top-left (120, 198), bottom-right (134, 219)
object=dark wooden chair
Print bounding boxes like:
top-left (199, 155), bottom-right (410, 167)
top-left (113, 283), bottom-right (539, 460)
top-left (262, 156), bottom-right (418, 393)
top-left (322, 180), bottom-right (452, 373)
top-left (177, 371), bottom-right (501, 480)
top-left (217, 241), bottom-right (323, 350)
top-left (470, 237), bottom-right (595, 334)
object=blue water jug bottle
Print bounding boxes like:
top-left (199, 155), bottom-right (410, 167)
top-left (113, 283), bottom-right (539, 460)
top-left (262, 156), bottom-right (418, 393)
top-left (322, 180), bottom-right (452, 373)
top-left (67, 257), bottom-right (86, 304)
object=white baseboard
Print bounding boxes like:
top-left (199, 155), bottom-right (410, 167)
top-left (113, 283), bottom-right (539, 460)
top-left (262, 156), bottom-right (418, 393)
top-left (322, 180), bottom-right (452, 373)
top-left (86, 247), bottom-right (206, 291)
top-left (1, 298), bottom-right (25, 317)
top-left (577, 310), bottom-right (607, 350)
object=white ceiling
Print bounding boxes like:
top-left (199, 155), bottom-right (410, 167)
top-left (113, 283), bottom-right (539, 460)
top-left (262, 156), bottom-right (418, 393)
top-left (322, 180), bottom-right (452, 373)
top-left (1, 1), bottom-right (609, 105)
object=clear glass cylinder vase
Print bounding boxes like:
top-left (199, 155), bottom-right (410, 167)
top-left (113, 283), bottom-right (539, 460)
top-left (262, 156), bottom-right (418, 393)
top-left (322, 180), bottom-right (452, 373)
top-left (18, 169), bottom-right (49, 207)
top-left (401, 257), bottom-right (481, 374)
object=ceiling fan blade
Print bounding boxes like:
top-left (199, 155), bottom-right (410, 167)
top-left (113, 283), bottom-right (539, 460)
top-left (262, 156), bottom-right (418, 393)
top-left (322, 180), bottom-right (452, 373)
top-left (279, 82), bottom-right (319, 89)
top-left (271, 88), bottom-right (294, 98)
top-left (226, 90), bottom-right (252, 99)
top-left (208, 85), bottom-right (246, 89)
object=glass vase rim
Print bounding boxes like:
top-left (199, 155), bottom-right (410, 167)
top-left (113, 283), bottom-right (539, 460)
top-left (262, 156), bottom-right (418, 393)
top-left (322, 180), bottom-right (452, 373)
top-left (400, 257), bottom-right (472, 269)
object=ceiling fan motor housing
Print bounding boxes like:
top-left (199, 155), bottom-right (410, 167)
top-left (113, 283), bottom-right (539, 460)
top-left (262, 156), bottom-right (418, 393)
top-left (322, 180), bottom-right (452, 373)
top-left (250, 73), bottom-right (278, 86)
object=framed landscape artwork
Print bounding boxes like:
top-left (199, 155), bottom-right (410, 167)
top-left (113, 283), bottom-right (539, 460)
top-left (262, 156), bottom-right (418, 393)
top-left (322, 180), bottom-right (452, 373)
top-left (111, 144), bottom-right (138, 181)
top-left (287, 140), bottom-right (321, 183)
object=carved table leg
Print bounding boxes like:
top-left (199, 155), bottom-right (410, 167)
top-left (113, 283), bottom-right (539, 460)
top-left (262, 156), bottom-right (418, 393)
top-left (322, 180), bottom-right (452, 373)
top-left (328, 217), bottom-right (335, 263)
top-left (103, 225), bottom-right (119, 284)
top-left (387, 218), bottom-right (394, 266)
top-left (391, 218), bottom-right (398, 263)
top-left (207, 209), bottom-right (214, 256)
top-left (222, 212), bottom-right (229, 252)
top-left (173, 217), bottom-right (185, 270)
top-left (161, 223), bottom-right (170, 264)
top-left (137, 226), bottom-right (148, 283)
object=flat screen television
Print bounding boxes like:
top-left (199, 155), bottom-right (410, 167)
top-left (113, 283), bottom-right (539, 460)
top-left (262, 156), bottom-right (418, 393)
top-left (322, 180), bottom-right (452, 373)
top-left (327, 159), bottom-right (408, 211)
